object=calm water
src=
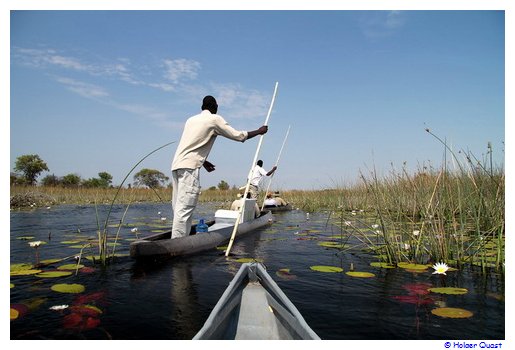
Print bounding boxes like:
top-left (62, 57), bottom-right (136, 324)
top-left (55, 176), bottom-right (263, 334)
top-left (10, 203), bottom-right (505, 340)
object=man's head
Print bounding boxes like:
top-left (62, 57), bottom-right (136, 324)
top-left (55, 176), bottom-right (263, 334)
top-left (257, 160), bottom-right (263, 167)
top-left (202, 96), bottom-right (218, 114)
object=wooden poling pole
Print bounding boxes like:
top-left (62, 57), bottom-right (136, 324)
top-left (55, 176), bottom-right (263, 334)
top-left (260, 125), bottom-right (291, 211)
top-left (225, 82), bottom-right (279, 257)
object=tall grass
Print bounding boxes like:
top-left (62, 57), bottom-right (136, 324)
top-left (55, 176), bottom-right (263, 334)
top-left (10, 137), bottom-right (504, 273)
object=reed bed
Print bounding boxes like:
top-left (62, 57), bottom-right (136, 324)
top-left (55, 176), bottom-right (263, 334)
top-left (11, 152), bottom-right (504, 274)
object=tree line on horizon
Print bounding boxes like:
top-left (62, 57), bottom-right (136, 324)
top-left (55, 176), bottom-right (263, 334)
top-left (11, 154), bottom-right (234, 191)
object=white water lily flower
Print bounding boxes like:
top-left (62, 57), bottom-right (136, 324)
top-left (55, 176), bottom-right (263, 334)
top-left (29, 241), bottom-right (42, 248)
top-left (344, 221), bottom-right (352, 226)
top-left (413, 230), bottom-right (420, 236)
top-left (371, 224), bottom-right (379, 229)
top-left (131, 228), bottom-right (138, 233)
top-left (49, 305), bottom-right (69, 311)
top-left (161, 217), bottom-right (167, 221)
top-left (432, 262), bottom-right (449, 275)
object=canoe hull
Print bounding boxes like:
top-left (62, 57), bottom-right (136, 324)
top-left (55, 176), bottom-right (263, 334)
top-left (130, 211), bottom-right (273, 259)
top-left (266, 204), bottom-right (293, 213)
top-left (193, 262), bottom-right (320, 340)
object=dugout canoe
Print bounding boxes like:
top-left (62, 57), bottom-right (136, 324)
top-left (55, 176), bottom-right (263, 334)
top-left (264, 204), bottom-right (293, 213)
top-left (193, 262), bottom-right (320, 340)
top-left (130, 199), bottom-right (273, 259)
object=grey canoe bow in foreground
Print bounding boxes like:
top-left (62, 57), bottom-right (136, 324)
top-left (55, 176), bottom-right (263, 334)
top-left (193, 262), bottom-right (321, 340)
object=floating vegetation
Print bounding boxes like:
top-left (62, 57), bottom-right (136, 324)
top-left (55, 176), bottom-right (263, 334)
top-left (403, 283), bottom-right (432, 295)
top-left (57, 264), bottom-right (84, 270)
top-left (10, 308), bottom-right (20, 320)
top-left (51, 283), bottom-right (86, 294)
top-left (397, 262), bottom-right (429, 271)
top-left (40, 258), bottom-right (62, 265)
top-left (10, 269), bottom-right (42, 276)
top-left (431, 307), bottom-right (473, 318)
top-left (276, 268), bottom-right (297, 280)
top-left (391, 295), bottom-right (434, 306)
top-left (318, 241), bottom-right (348, 249)
top-left (35, 271), bottom-right (73, 278)
top-left (346, 271), bottom-right (375, 278)
top-left (370, 262), bottom-right (396, 269)
top-left (17, 236), bottom-right (35, 240)
top-left (428, 287), bottom-right (468, 295)
top-left (10, 304), bottom-right (29, 320)
top-left (310, 265), bottom-right (343, 273)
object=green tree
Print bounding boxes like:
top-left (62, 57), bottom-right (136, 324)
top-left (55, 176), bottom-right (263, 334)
top-left (41, 174), bottom-right (60, 187)
top-left (98, 172), bottom-right (113, 188)
top-left (14, 154), bottom-right (49, 185)
top-left (217, 180), bottom-right (230, 191)
top-left (133, 168), bottom-right (169, 188)
top-left (61, 173), bottom-right (81, 187)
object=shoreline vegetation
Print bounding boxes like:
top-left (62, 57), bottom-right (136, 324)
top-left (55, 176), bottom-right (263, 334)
top-left (10, 159), bottom-right (504, 275)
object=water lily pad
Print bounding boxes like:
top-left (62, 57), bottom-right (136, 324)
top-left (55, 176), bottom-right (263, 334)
top-left (318, 242), bottom-right (347, 249)
top-left (428, 287), bottom-right (468, 295)
top-left (276, 268), bottom-right (297, 280)
top-left (10, 304), bottom-right (29, 319)
top-left (23, 297), bottom-right (47, 311)
top-left (10, 263), bottom-right (34, 271)
top-left (10, 269), bottom-right (42, 276)
top-left (57, 264), bottom-right (84, 270)
top-left (36, 271), bottom-right (73, 278)
top-left (70, 305), bottom-right (103, 316)
top-left (61, 240), bottom-right (83, 244)
top-left (403, 283), bottom-right (432, 295)
top-left (10, 308), bottom-right (19, 320)
top-left (216, 246), bottom-right (228, 250)
top-left (40, 258), bottom-right (62, 265)
top-left (310, 265), bottom-right (343, 273)
top-left (392, 295), bottom-right (434, 305)
top-left (10, 283), bottom-right (14, 288)
top-left (397, 262), bottom-right (429, 270)
top-left (431, 307), bottom-right (473, 318)
top-left (346, 271), bottom-right (375, 278)
top-left (17, 236), bottom-right (35, 240)
top-left (51, 283), bottom-right (85, 294)
top-left (370, 262), bottom-right (396, 269)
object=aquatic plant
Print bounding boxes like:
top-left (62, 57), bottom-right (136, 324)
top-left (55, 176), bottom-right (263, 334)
top-left (95, 141), bottom-right (174, 266)
top-left (432, 262), bottom-right (449, 275)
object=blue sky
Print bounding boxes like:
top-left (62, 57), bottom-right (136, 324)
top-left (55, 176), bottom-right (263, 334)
top-left (8, 9), bottom-right (505, 190)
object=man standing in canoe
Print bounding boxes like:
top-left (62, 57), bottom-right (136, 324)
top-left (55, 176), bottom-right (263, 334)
top-left (247, 160), bottom-right (277, 199)
top-left (171, 95), bottom-right (268, 239)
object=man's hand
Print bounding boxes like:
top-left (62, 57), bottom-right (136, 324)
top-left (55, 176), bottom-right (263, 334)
top-left (258, 125), bottom-right (268, 135)
top-left (203, 160), bottom-right (216, 172)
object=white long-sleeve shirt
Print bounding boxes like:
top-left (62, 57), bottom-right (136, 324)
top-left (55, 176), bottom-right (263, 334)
top-left (250, 165), bottom-right (268, 187)
top-left (172, 110), bottom-right (248, 171)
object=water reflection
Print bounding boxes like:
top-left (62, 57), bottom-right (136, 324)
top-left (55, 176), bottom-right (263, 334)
top-left (10, 203), bottom-right (505, 340)
top-left (169, 262), bottom-right (201, 339)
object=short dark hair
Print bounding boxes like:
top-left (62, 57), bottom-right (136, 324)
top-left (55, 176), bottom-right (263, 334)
top-left (257, 160), bottom-right (263, 167)
top-left (202, 96), bottom-right (218, 114)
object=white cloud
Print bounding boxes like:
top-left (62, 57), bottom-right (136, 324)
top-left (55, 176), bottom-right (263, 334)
top-left (14, 47), bottom-right (91, 71)
top-left (210, 83), bottom-right (269, 120)
top-left (13, 46), bottom-right (269, 127)
top-left (162, 58), bottom-right (201, 83)
top-left (55, 77), bottom-right (109, 99)
top-left (359, 11), bottom-right (406, 39)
